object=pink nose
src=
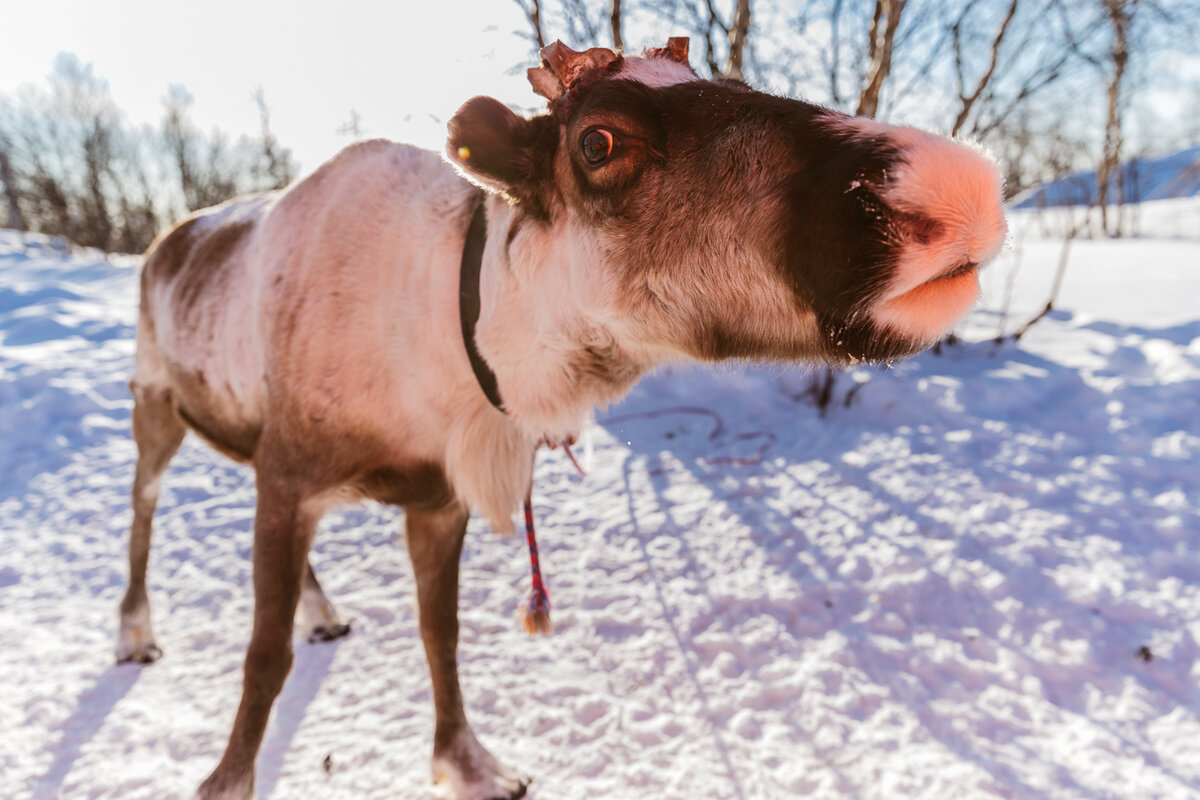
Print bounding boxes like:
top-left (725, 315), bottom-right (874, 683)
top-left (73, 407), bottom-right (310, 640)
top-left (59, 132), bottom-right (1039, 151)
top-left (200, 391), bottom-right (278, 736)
top-left (836, 119), bottom-right (1008, 343)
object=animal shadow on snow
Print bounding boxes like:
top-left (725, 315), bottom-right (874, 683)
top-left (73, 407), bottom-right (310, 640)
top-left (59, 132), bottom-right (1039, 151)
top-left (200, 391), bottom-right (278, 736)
top-left (592, 316), bottom-right (1200, 795)
top-left (34, 666), bottom-right (142, 799)
top-left (255, 638), bottom-right (343, 799)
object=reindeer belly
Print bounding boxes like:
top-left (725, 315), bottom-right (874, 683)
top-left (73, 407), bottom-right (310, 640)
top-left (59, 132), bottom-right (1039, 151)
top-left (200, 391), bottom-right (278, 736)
top-left (162, 318), bottom-right (265, 463)
top-left (143, 197), bottom-right (273, 462)
top-left (167, 363), bottom-right (262, 462)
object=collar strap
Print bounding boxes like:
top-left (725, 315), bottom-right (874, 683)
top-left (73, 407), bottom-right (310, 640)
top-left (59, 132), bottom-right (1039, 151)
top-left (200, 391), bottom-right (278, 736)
top-left (459, 199), bottom-right (505, 412)
top-left (460, 199), bottom-right (554, 637)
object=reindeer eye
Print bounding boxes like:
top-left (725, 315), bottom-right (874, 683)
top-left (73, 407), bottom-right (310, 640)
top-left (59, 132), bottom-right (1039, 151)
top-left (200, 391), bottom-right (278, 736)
top-left (581, 129), bottom-right (615, 165)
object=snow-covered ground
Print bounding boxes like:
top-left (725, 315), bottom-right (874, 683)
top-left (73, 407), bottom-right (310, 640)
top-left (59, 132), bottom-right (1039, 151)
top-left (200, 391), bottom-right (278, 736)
top-left (2, 200), bottom-right (1198, 799)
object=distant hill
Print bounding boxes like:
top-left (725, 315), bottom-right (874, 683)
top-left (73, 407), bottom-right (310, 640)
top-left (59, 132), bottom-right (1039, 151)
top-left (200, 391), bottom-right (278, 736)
top-left (1013, 145), bottom-right (1200, 208)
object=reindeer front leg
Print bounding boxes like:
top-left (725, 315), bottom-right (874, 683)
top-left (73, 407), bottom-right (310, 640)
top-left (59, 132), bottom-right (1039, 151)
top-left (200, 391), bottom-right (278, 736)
top-left (197, 476), bottom-right (316, 800)
top-left (406, 503), bottom-right (530, 800)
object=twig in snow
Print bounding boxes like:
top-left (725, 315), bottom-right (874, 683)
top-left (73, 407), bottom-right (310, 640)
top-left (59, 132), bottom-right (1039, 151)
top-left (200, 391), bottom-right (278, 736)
top-left (1011, 220), bottom-right (1078, 340)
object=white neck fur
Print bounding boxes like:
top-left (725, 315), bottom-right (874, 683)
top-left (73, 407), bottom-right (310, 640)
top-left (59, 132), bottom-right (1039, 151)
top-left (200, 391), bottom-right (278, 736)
top-left (473, 196), bottom-right (657, 444)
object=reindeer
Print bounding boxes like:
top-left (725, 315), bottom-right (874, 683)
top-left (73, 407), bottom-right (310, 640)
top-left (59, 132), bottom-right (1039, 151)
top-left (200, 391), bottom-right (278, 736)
top-left (116, 39), bottom-right (1006, 800)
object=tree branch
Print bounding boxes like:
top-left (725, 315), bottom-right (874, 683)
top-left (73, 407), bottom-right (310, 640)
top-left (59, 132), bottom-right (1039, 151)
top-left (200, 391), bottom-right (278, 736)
top-left (611, 0), bottom-right (623, 51)
top-left (513, 0), bottom-right (545, 51)
top-left (726, 0), bottom-right (752, 80)
top-left (856, 0), bottom-right (906, 118)
top-left (951, 0), bottom-right (1019, 136)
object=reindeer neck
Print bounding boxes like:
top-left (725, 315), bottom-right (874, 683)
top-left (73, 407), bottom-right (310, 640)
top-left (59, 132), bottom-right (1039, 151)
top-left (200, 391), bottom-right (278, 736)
top-left (472, 197), bottom-right (651, 442)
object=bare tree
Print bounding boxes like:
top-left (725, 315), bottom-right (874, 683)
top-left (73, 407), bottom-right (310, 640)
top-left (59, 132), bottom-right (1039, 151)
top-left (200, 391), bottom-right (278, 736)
top-left (515, 1), bottom-right (753, 79)
top-left (160, 84), bottom-right (293, 219)
top-left (958, 3), bottom-right (1098, 144)
top-left (251, 87), bottom-right (296, 190)
top-left (824, 0), bottom-right (848, 106)
top-left (337, 109), bottom-right (367, 138)
top-left (687, 0), bottom-right (757, 78)
top-left (948, 0), bottom-right (1019, 136)
top-left (514, 0), bottom-right (547, 50)
top-left (726, 0), bottom-right (752, 80)
top-left (0, 53), bottom-right (127, 249)
top-left (644, 0), bottom-right (755, 78)
top-left (0, 143), bottom-right (26, 231)
top-left (1095, 0), bottom-right (1133, 236)
top-left (564, 0), bottom-right (604, 43)
top-left (516, 0), bottom-right (606, 50)
top-left (856, 0), bottom-right (907, 118)
top-left (55, 54), bottom-right (123, 249)
top-left (0, 55), bottom-right (302, 252)
top-left (109, 128), bottom-right (162, 253)
top-left (162, 84), bottom-right (214, 213)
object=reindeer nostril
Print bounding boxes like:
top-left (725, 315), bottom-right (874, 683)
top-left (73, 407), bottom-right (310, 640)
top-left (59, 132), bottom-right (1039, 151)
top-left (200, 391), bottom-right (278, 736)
top-left (891, 209), bottom-right (944, 245)
top-left (934, 261), bottom-right (978, 283)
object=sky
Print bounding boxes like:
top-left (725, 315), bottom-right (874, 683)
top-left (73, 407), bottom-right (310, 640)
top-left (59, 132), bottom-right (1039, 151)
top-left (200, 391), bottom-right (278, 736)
top-left (2, 1), bottom-right (1197, 179)
top-left (0, 0), bottom-right (540, 173)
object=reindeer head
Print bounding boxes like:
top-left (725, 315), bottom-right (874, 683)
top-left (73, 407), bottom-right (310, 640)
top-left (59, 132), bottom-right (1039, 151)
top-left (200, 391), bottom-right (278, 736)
top-left (447, 39), bottom-right (1006, 366)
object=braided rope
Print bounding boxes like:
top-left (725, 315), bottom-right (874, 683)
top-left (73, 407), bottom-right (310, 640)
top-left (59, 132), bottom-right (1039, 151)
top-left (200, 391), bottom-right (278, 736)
top-left (520, 489), bottom-right (553, 635)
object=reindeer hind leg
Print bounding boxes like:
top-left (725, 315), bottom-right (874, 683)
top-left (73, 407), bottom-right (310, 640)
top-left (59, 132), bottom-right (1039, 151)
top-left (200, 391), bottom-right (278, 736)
top-left (117, 380), bottom-right (185, 664)
top-left (299, 559), bottom-right (351, 643)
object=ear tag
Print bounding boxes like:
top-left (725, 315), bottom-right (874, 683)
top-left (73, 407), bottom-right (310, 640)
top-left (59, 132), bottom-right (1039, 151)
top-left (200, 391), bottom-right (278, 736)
top-left (457, 146), bottom-right (471, 161)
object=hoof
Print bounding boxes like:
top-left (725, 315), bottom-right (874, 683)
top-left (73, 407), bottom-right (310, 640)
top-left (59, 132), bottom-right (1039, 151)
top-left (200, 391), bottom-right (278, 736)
top-left (491, 780), bottom-right (528, 800)
top-left (195, 769), bottom-right (253, 800)
top-left (432, 728), bottom-right (530, 800)
top-left (439, 777), bottom-right (529, 800)
top-left (307, 622), bottom-right (351, 643)
top-left (116, 642), bottom-right (162, 664)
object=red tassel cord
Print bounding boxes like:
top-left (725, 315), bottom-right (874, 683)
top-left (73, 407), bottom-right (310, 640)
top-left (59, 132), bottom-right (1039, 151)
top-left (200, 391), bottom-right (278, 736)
top-left (560, 439), bottom-right (586, 476)
top-left (519, 489), bottom-right (553, 635)
top-left (517, 436), bottom-right (585, 635)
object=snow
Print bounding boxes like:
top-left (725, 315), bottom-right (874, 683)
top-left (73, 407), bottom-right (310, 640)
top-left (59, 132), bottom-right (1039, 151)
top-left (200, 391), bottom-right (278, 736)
top-left (1013, 146), bottom-right (1200, 208)
top-left (2, 201), bottom-right (1198, 799)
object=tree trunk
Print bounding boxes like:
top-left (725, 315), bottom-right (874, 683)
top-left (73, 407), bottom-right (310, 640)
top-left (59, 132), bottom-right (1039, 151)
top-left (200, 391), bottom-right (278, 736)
top-left (0, 148), bottom-right (26, 231)
top-left (726, 0), bottom-right (752, 81)
top-left (523, 0), bottom-right (545, 51)
top-left (1097, 0), bottom-right (1130, 237)
top-left (856, 0), bottom-right (906, 118)
top-left (82, 119), bottom-right (114, 250)
top-left (611, 0), bottom-right (623, 51)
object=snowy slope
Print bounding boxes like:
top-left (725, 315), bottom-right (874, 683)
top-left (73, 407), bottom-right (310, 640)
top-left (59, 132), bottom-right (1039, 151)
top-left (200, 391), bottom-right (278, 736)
top-left (1, 207), bottom-right (1198, 800)
top-left (979, 198), bottom-right (1200, 328)
top-left (1013, 146), bottom-right (1200, 208)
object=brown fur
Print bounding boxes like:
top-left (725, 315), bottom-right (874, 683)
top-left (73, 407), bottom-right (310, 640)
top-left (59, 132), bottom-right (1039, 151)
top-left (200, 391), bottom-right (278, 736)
top-left (174, 217), bottom-right (257, 315)
top-left (171, 369), bottom-right (259, 462)
top-left (354, 463), bottom-right (456, 509)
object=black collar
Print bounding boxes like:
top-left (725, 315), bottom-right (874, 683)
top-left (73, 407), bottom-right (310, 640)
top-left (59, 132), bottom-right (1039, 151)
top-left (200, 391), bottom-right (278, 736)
top-left (459, 199), bottom-right (505, 412)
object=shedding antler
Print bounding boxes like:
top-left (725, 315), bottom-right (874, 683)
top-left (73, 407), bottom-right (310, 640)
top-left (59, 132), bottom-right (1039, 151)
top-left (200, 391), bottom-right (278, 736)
top-left (526, 38), bottom-right (691, 100)
top-left (527, 41), bottom-right (620, 100)
top-left (645, 37), bottom-right (690, 64)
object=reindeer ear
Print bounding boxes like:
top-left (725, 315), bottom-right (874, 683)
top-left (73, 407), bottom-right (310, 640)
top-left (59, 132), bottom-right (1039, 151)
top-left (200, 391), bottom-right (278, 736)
top-left (447, 96), bottom-right (554, 206)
